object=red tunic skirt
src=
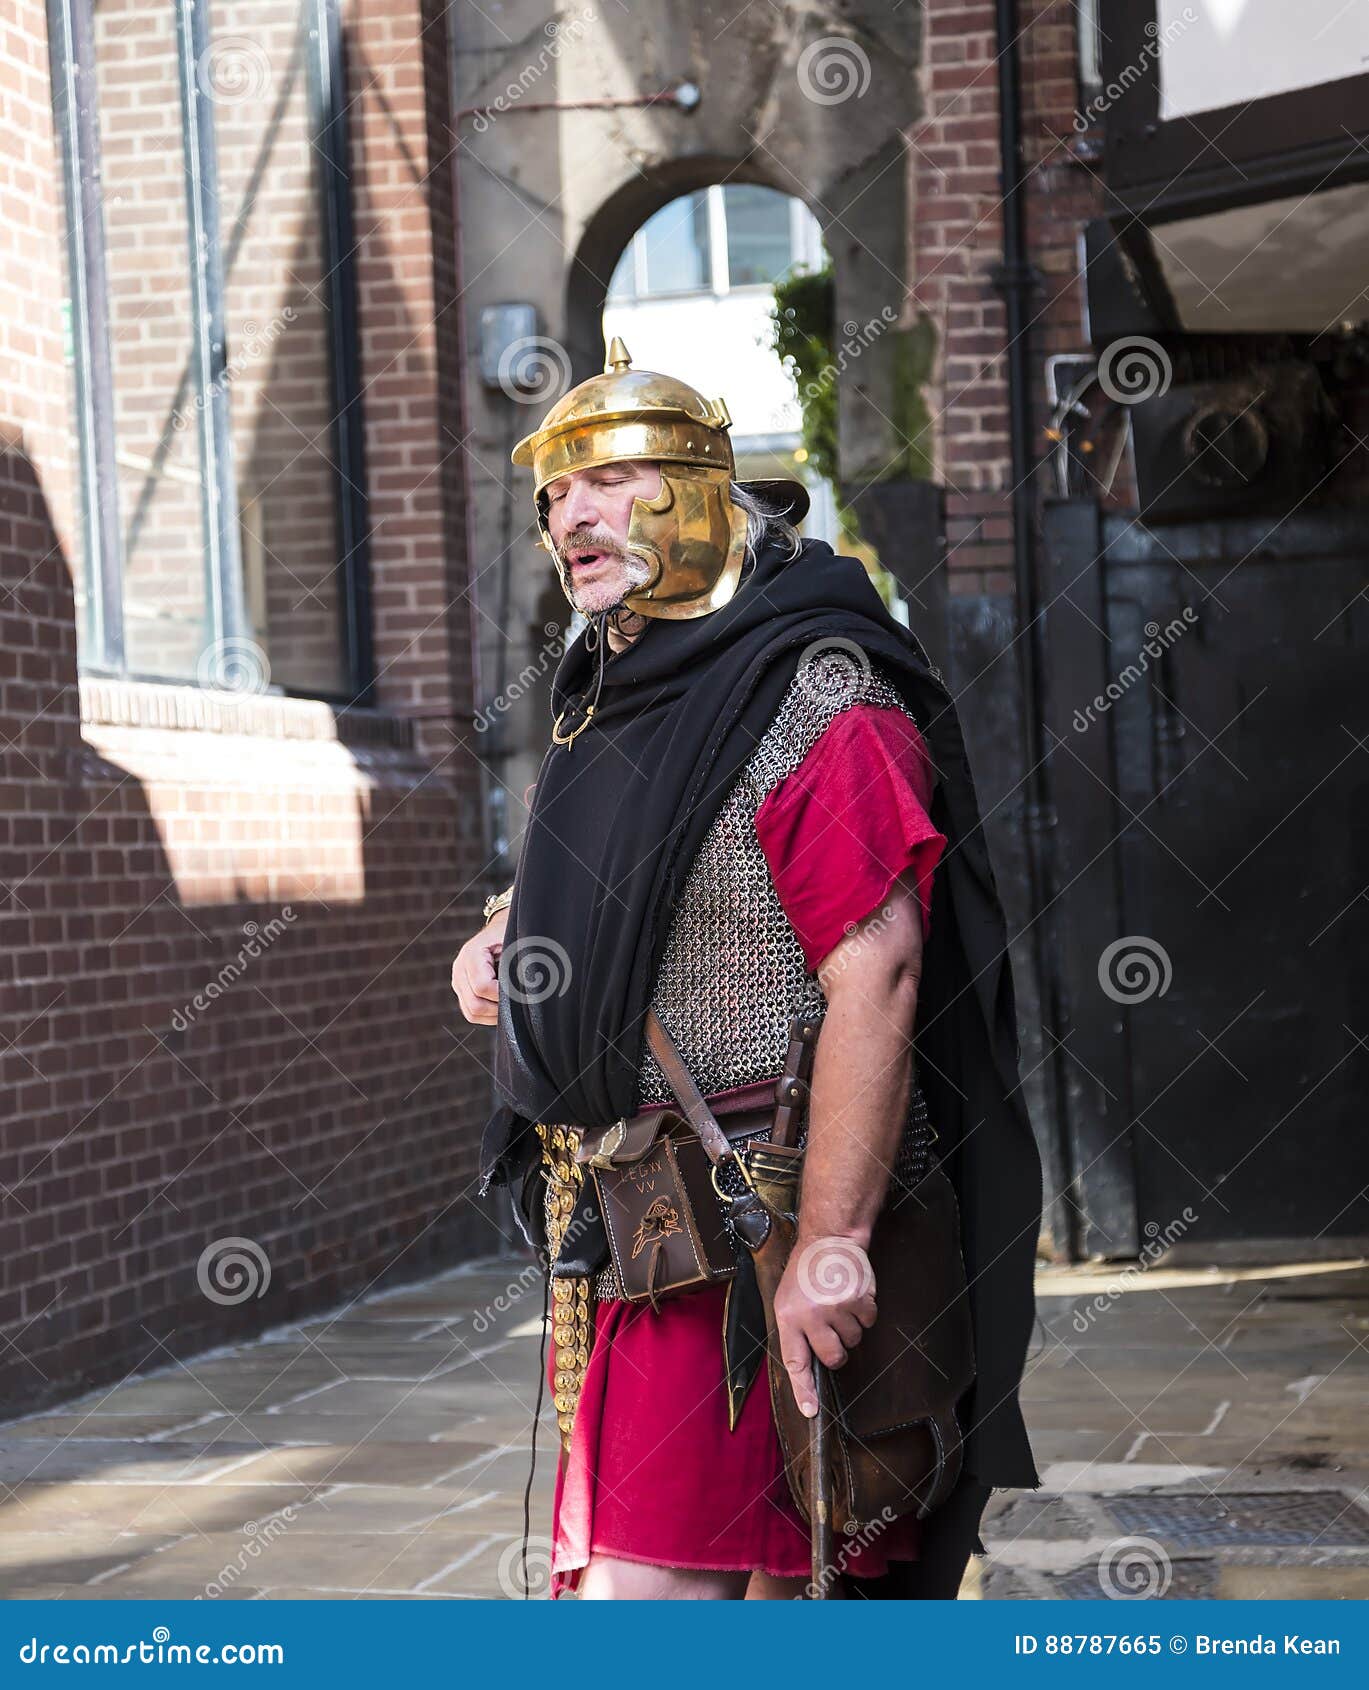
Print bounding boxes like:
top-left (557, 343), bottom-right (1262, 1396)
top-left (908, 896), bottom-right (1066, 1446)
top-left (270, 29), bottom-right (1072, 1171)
top-left (546, 1280), bottom-right (921, 1596)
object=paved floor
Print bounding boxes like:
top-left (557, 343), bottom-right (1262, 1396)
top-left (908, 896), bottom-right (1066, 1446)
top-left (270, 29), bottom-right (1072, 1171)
top-left (0, 1253), bottom-right (1366, 1599)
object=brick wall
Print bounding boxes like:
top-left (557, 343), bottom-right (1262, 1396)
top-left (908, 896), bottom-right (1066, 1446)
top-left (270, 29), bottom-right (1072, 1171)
top-left (908, 0), bottom-right (1105, 594)
top-left (0, 0), bottom-right (495, 1416)
top-left (349, 0), bottom-right (473, 753)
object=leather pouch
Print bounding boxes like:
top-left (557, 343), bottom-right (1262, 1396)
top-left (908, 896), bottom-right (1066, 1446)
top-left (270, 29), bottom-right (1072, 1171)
top-left (578, 1084), bottom-right (777, 1309)
top-left (748, 1139), bottom-right (975, 1529)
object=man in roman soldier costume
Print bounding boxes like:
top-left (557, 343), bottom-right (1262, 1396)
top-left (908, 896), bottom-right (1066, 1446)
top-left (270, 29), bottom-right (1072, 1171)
top-left (454, 338), bottom-right (1042, 1600)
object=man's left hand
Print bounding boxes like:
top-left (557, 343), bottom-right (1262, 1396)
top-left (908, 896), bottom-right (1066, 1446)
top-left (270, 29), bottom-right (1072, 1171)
top-left (773, 1235), bottom-right (877, 1418)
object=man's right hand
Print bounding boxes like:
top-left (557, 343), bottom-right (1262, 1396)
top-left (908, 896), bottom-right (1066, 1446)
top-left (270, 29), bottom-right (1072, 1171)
top-left (451, 907), bottom-right (510, 1025)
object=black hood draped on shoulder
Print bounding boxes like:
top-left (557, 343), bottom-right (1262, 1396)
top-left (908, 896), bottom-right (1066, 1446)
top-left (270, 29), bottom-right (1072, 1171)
top-left (478, 534), bottom-right (1043, 1547)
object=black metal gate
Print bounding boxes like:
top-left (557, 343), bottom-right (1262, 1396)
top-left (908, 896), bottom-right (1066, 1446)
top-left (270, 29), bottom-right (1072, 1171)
top-left (1039, 498), bottom-right (1369, 1260)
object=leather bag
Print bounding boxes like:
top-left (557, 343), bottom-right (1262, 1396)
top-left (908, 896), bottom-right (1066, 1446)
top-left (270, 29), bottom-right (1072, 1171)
top-left (645, 1010), bottom-right (977, 1533)
top-left (577, 1083), bottom-right (777, 1309)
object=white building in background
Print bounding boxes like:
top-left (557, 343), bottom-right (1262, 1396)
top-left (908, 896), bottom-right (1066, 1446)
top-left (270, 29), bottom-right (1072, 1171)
top-left (601, 184), bottom-right (841, 547)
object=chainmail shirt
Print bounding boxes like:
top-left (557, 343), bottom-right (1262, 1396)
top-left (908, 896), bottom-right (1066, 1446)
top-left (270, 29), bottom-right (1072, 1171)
top-left (542, 648), bottom-right (939, 1298)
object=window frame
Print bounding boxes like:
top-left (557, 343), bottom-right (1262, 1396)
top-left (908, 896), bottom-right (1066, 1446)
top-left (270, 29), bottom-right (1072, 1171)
top-left (609, 184), bottom-right (821, 304)
top-left (46, 0), bottom-right (375, 705)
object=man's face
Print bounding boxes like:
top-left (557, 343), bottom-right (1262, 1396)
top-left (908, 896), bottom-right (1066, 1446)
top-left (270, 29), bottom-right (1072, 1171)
top-left (543, 459), bottom-right (662, 615)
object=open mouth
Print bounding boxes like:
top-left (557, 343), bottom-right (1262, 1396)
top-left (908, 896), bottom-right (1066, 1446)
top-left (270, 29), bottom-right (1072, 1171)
top-left (568, 546), bottom-right (614, 572)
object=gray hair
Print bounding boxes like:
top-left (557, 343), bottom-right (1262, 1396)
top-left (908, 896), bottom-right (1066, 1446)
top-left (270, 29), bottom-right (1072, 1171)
top-left (729, 482), bottom-right (803, 567)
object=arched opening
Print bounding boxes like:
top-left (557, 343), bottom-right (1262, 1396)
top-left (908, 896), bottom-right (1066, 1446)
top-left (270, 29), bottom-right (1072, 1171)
top-left (568, 177), bottom-right (911, 622)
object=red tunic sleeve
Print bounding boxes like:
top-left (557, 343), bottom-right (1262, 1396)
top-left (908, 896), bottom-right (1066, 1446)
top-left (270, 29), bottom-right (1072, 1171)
top-left (753, 702), bottom-right (946, 973)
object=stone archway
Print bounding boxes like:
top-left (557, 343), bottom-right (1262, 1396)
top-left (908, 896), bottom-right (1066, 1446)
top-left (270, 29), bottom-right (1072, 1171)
top-left (452, 0), bottom-right (927, 839)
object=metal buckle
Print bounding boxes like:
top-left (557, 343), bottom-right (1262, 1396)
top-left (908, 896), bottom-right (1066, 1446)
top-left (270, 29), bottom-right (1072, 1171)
top-left (586, 1118), bottom-right (627, 1169)
top-left (710, 1150), bottom-right (756, 1203)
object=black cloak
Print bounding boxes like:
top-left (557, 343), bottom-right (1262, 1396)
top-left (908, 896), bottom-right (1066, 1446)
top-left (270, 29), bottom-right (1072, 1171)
top-left (478, 534), bottom-right (1043, 1594)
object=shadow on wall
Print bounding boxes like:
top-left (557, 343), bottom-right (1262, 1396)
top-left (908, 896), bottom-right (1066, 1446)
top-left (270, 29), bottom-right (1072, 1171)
top-left (0, 436), bottom-right (511, 1422)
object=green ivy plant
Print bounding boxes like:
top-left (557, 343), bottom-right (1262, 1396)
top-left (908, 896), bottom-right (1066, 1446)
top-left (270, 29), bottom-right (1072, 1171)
top-left (769, 264), bottom-right (938, 543)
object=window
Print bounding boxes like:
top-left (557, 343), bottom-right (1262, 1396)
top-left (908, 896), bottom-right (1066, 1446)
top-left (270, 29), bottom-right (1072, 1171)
top-left (607, 185), bottom-right (817, 303)
top-left (643, 191), bottom-right (711, 293)
top-left (48, 0), bottom-right (372, 701)
top-left (722, 186), bottom-right (793, 287)
top-left (1076, 0), bottom-right (1105, 118)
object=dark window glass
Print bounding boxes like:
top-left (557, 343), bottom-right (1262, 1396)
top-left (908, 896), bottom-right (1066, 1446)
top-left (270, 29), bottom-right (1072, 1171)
top-left (723, 185), bottom-right (793, 287)
top-left (95, 0), bottom-right (207, 679)
top-left (641, 192), bottom-right (710, 295)
top-left (217, 0), bottom-right (344, 695)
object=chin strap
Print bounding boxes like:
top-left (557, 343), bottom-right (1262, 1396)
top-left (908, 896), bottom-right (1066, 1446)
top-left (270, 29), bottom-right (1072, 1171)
top-left (554, 605), bottom-right (642, 752)
top-left (552, 609), bottom-right (612, 752)
top-left (583, 608), bottom-right (614, 710)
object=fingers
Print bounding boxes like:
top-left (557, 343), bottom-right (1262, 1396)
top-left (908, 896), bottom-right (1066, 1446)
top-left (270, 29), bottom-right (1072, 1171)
top-left (779, 1324), bottom-right (818, 1419)
top-left (828, 1310), bottom-right (867, 1354)
top-left (808, 1321), bottom-right (851, 1370)
top-left (452, 939), bottom-right (502, 1025)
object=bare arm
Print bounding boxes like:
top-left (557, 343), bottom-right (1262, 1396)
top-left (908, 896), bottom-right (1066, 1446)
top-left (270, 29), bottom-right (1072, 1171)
top-left (772, 865), bottom-right (925, 1416)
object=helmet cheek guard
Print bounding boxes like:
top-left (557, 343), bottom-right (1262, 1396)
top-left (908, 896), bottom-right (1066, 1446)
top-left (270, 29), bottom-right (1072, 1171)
top-left (512, 337), bottom-right (803, 622)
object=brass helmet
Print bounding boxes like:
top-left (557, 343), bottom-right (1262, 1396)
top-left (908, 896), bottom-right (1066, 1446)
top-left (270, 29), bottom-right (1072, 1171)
top-left (511, 337), bottom-right (808, 621)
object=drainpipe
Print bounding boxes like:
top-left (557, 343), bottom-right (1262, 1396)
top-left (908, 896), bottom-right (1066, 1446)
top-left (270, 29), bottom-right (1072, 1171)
top-left (993, 0), bottom-right (1074, 1259)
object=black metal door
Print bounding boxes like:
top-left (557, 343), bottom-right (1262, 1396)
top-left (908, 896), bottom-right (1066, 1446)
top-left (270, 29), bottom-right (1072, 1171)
top-left (1040, 498), bottom-right (1369, 1260)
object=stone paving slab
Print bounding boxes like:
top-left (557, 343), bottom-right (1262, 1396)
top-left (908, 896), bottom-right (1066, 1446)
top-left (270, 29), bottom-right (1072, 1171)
top-left (0, 1483), bottom-right (328, 1537)
top-left (0, 1256), bottom-right (1364, 1598)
